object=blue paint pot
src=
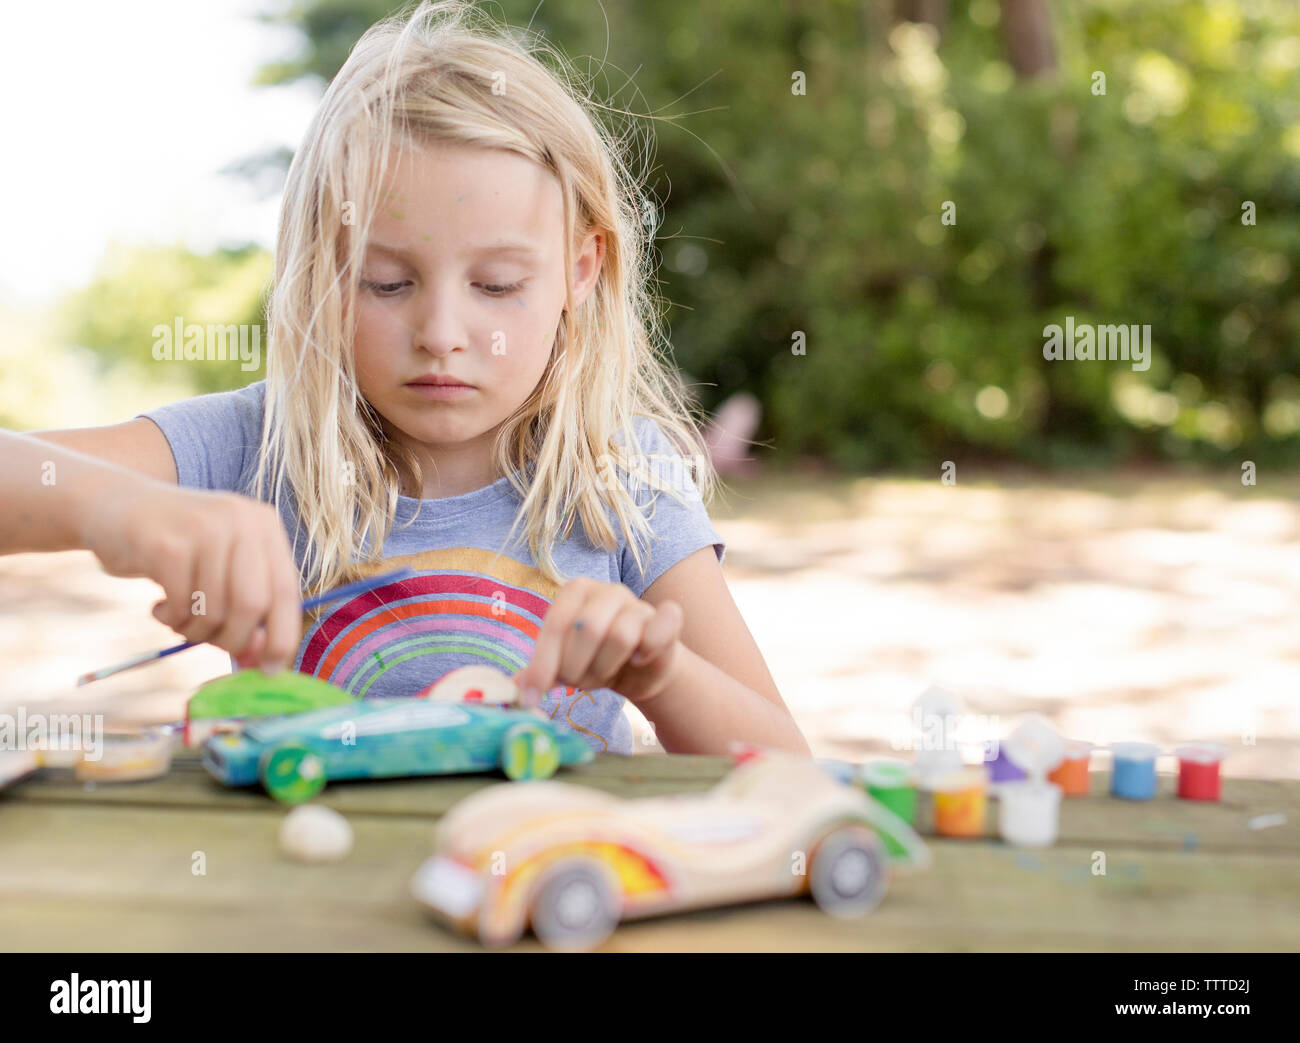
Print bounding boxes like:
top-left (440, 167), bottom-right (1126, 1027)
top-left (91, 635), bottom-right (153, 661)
top-left (1109, 742), bottom-right (1160, 800)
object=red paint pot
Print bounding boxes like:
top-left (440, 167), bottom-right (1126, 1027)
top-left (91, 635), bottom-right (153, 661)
top-left (1175, 744), bottom-right (1227, 802)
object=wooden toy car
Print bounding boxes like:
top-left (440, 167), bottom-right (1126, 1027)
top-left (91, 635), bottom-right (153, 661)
top-left (201, 699), bottom-right (594, 803)
top-left (410, 753), bottom-right (931, 950)
top-left (417, 665), bottom-right (520, 705)
top-left (185, 670), bottom-right (355, 747)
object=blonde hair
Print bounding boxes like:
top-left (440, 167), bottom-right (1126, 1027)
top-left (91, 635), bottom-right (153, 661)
top-left (256, 0), bottom-right (719, 597)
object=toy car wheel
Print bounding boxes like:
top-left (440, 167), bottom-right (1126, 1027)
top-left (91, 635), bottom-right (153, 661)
top-left (500, 722), bottom-right (561, 781)
top-left (809, 825), bottom-right (890, 919)
top-left (259, 744), bottom-right (327, 804)
top-left (529, 860), bottom-right (620, 951)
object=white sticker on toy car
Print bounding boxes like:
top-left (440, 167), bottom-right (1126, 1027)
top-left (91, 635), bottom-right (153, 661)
top-left (319, 703), bottom-right (472, 739)
top-left (661, 816), bottom-right (764, 845)
top-left (412, 857), bottom-right (485, 917)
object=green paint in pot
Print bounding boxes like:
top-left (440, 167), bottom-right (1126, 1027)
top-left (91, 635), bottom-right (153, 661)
top-left (863, 759), bottom-right (918, 831)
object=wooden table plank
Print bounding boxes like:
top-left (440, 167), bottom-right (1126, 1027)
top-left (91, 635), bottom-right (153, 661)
top-left (13, 750), bottom-right (731, 816)
top-left (1, 800), bottom-right (1295, 952)
top-left (2, 754), bottom-right (1297, 952)
top-left (15, 751), bottom-right (1300, 853)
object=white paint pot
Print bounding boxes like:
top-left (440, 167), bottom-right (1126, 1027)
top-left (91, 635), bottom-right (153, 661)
top-left (997, 780), bottom-right (1063, 848)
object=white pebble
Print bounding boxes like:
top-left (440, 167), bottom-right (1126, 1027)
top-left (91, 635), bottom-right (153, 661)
top-left (279, 804), bottom-right (353, 863)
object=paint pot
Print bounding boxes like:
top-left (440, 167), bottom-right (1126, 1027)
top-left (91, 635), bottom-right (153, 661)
top-left (997, 780), bottom-right (1063, 848)
top-left (75, 730), bottom-right (175, 783)
top-left (914, 746), bottom-right (964, 790)
top-left (911, 687), bottom-right (965, 786)
top-left (1048, 741), bottom-right (1094, 797)
top-left (931, 768), bottom-right (988, 838)
top-left (985, 747), bottom-right (1027, 785)
top-left (1109, 742), bottom-right (1160, 801)
top-left (815, 758), bottom-right (860, 787)
top-left (863, 760), bottom-right (917, 827)
top-left (1003, 714), bottom-right (1066, 777)
top-left (1174, 744), bottom-right (1227, 802)
top-left (913, 787), bottom-right (935, 835)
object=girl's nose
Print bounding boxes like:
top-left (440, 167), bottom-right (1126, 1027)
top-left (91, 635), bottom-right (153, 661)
top-left (411, 286), bottom-right (471, 356)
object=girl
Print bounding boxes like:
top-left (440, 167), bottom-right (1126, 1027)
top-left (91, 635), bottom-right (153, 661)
top-left (0, 1), bottom-right (808, 757)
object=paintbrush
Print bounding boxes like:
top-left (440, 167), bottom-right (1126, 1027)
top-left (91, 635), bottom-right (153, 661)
top-left (75, 566), bottom-right (415, 686)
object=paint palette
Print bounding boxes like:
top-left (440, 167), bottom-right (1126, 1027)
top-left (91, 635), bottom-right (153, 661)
top-left (75, 730), bottom-right (176, 783)
top-left (0, 750), bottom-right (40, 790)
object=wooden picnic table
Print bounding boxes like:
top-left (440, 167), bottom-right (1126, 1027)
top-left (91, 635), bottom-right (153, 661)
top-left (2, 751), bottom-right (1296, 952)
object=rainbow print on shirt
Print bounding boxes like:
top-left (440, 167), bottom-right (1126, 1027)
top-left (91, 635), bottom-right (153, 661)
top-left (293, 546), bottom-right (607, 750)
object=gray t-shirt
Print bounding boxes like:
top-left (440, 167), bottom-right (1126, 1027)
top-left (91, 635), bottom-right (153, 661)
top-left (139, 381), bottom-right (725, 755)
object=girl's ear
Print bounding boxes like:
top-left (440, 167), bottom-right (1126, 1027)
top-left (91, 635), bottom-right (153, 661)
top-left (570, 230), bottom-right (604, 308)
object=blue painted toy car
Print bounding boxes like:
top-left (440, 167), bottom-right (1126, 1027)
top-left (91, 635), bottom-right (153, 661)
top-left (201, 699), bottom-right (595, 803)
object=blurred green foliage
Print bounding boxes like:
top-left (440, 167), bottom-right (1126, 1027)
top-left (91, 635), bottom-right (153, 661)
top-left (59, 244), bottom-right (270, 396)
top-left (58, 0), bottom-right (1300, 468)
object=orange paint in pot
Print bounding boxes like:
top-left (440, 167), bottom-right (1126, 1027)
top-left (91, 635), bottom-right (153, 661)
top-left (931, 768), bottom-right (988, 838)
top-left (1048, 740), bottom-right (1094, 797)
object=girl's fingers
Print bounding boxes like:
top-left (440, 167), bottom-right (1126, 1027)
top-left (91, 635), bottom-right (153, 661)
top-left (209, 535), bottom-right (270, 661)
top-left (234, 626), bottom-right (266, 671)
top-left (516, 583), bottom-right (682, 703)
top-left (516, 579), bottom-right (595, 699)
top-left (153, 539), bottom-right (197, 633)
top-left (259, 528), bottom-right (303, 673)
top-left (631, 600), bottom-right (683, 667)
top-left (584, 601), bottom-right (655, 687)
top-left (181, 530), bottom-right (230, 646)
top-left (514, 592), bottom-right (576, 700)
top-left (558, 589), bottom-right (627, 690)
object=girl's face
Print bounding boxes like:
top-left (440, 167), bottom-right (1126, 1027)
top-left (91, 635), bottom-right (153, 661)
top-left (353, 142), bottom-right (601, 488)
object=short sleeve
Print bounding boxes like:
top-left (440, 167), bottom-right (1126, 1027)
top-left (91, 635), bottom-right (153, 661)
top-left (137, 381), bottom-right (267, 493)
top-left (615, 417), bottom-right (726, 598)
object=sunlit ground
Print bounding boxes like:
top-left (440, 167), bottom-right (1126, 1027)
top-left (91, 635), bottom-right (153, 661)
top-left (2, 469), bottom-right (1297, 778)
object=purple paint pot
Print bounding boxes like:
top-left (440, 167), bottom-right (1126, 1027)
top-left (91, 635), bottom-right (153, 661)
top-left (985, 747), bottom-right (1027, 784)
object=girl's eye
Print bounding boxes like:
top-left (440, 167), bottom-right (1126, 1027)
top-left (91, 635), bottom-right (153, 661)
top-left (477, 281), bottom-right (525, 297)
top-left (362, 279), bottom-right (411, 296)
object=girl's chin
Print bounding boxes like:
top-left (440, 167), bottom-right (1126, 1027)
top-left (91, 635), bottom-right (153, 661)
top-left (387, 413), bottom-right (496, 446)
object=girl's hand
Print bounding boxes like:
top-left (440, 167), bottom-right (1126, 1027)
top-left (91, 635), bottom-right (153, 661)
top-left (513, 578), bottom-right (685, 707)
top-left (87, 484), bottom-right (303, 673)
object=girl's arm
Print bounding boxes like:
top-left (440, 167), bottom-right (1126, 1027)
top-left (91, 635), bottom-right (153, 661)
top-left (513, 549), bottom-right (811, 756)
top-left (636, 547), bottom-right (810, 756)
top-left (0, 423), bottom-right (302, 672)
top-left (0, 420), bottom-right (177, 553)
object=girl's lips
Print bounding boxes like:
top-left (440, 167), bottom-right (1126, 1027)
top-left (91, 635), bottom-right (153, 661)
top-left (405, 382), bottom-right (476, 401)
